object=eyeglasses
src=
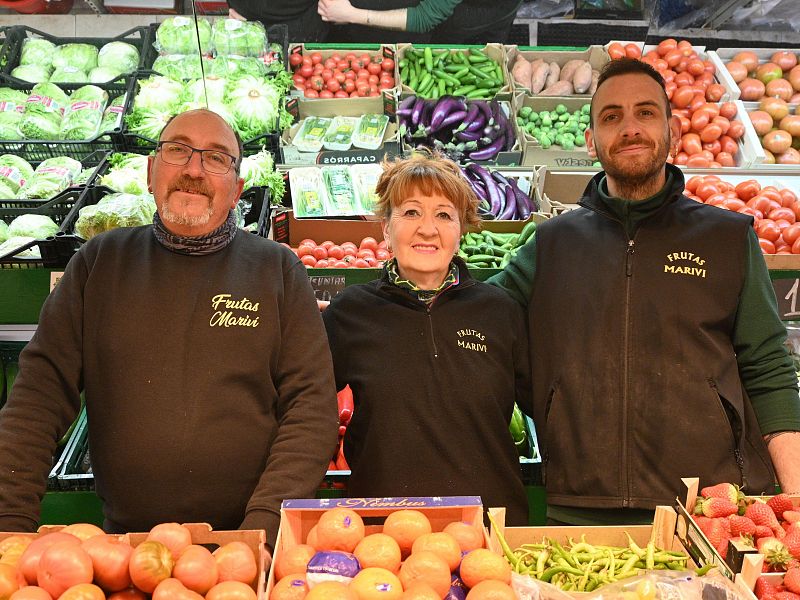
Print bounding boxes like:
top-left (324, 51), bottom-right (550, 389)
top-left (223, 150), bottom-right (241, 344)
top-left (156, 141), bottom-right (239, 174)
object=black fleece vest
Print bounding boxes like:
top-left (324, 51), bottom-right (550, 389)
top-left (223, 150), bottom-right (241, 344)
top-left (530, 182), bottom-right (775, 509)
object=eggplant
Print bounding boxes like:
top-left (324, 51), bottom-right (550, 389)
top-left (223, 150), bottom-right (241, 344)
top-left (456, 103), bottom-right (481, 132)
top-left (399, 95), bottom-right (417, 111)
top-left (430, 109), bottom-right (468, 134)
top-left (465, 112), bottom-right (487, 133)
top-left (478, 206), bottom-right (496, 220)
top-left (467, 163), bottom-right (502, 215)
top-left (430, 96), bottom-right (465, 131)
top-left (508, 178), bottom-right (534, 218)
top-left (421, 101), bottom-right (435, 129)
top-left (397, 108), bottom-right (413, 119)
top-left (455, 129), bottom-right (481, 142)
top-left (473, 100), bottom-right (492, 126)
top-left (498, 183), bottom-right (517, 220)
top-left (410, 97), bottom-right (425, 128)
top-left (468, 134), bottom-right (506, 162)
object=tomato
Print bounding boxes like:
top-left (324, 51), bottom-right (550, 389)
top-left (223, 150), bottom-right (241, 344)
top-left (685, 176), bottom-right (704, 193)
top-left (81, 535), bottom-right (132, 593)
top-left (298, 64), bottom-right (313, 79)
top-left (380, 57), bottom-right (395, 72)
top-left (153, 578), bottom-right (204, 600)
top-left (700, 123), bottom-right (723, 143)
top-left (735, 180), bottom-right (760, 201)
top-left (319, 69), bottom-right (333, 82)
top-left (341, 242), bottom-right (358, 255)
top-left (308, 76), bottom-right (325, 92)
top-left (702, 140), bottom-right (721, 155)
top-left (624, 43), bottom-right (641, 59)
top-left (781, 189), bottom-right (798, 206)
top-left (715, 152), bottom-right (735, 167)
top-left (107, 590), bottom-right (148, 600)
top-left (685, 155), bottom-right (710, 168)
top-left (58, 583), bottom-right (105, 600)
top-left (756, 219), bottom-right (782, 243)
top-left (128, 541), bottom-right (174, 594)
top-left (607, 42), bottom-right (626, 60)
top-left (770, 207), bottom-right (796, 224)
top-left (310, 52), bottom-right (323, 65)
top-left (0, 564), bottom-right (20, 599)
top-left (19, 533), bottom-right (81, 585)
top-left (719, 135), bottom-right (739, 155)
top-left (367, 74), bottom-right (379, 86)
top-left (344, 79), bottom-right (356, 94)
top-left (36, 542), bottom-right (93, 599)
top-left (312, 246), bottom-right (328, 261)
top-left (739, 206), bottom-right (762, 220)
top-left (681, 133), bottom-right (702, 155)
top-left (359, 237), bottom-right (378, 252)
top-left (292, 75), bottom-right (305, 90)
top-left (657, 38), bottom-right (677, 56)
top-left (673, 152), bottom-right (689, 165)
top-left (759, 238), bottom-right (777, 254)
top-left (323, 58), bottom-right (336, 71)
top-left (353, 258), bottom-right (370, 268)
top-left (326, 79), bottom-right (340, 93)
top-left (300, 255), bottom-right (317, 267)
top-left (328, 245), bottom-right (345, 260)
top-left (344, 70), bottom-right (357, 80)
top-left (319, 90), bottom-right (335, 98)
top-left (289, 53), bottom-right (303, 68)
top-left (59, 525), bottom-right (104, 543)
top-left (356, 249), bottom-right (375, 259)
top-left (379, 75), bottom-right (395, 89)
top-left (723, 198), bottom-right (746, 212)
top-left (672, 86), bottom-right (694, 108)
top-left (206, 581), bottom-right (257, 600)
top-left (9, 587), bottom-right (52, 599)
top-left (173, 545), bottom-right (218, 595)
top-left (332, 261), bottom-right (349, 268)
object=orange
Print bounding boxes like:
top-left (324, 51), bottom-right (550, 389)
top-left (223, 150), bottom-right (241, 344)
top-left (270, 575), bottom-right (309, 600)
top-left (315, 509), bottom-right (366, 552)
top-left (305, 581), bottom-right (358, 600)
top-left (350, 567), bottom-right (403, 600)
top-left (354, 534), bottom-right (402, 573)
top-left (465, 580), bottom-right (516, 600)
top-left (382, 511), bottom-right (432, 557)
top-left (307, 526), bottom-right (320, 549)
top-left (275, 544), bottom-right (317, 581)
top-left (399, 582), bottom-right (441, 600)
top-left (458, 550), bottom-right (511, 589)
top-left (442, 522), bottom-right (484, 553)
top-left (398, 551), bottom-right (451, 599)
top-left (411, 533), bottom-right (461, 572)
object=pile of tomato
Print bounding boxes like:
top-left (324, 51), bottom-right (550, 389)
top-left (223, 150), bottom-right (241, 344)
top-left (287, 236), bottom-right (391, 269)
top-left (685, 175), bottom-right (800, 254)
top-left (0, 522), bottom-right (259, 600)
top-left (289, 51), bottom-right (396, 99)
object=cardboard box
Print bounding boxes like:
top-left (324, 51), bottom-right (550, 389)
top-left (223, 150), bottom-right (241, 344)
top-left (464, 166), bottom-right (548, 230)
top-left (268, 496), bottom-right (485, 598)
top-left (281, 95), bottom-right (401, 167)
top-left (506, 45), bottom-right (608, 97)
top-left (272, 209), bottom-right (383, 247)
top-left (533, 168), bottom-right (596, 215)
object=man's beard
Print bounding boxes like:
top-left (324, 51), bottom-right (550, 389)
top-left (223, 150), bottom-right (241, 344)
top-left (160, 176), bottom-right (215, 227)
top-left (596, 130), bottom-right (671, 200)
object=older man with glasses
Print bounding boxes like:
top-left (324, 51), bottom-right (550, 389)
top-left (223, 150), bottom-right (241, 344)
top-left (0, 109), bottom-right (338, 556)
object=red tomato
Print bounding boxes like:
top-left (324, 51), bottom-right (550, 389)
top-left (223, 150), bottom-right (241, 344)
top-left (700, 123), bottom-right (723, 143)
top-left (292, 75), bottom-right (305, 90)
top-left (756, 219), bottom-right (782, 243)
top-left (695, 182), bottom-right (720, 201)
top-left (607, 42), bottom-right (626, 60)
top-left (685, 176), bottom-right (704, 193)
top-left (0, 564), bottom-right (20, 599)
top-left (289, 53), bottom-right (303, 68)
top-left (173, 545), bottom-right (218, 595)
top-left (316, 259), bottom-right (330, 268)
top-left (323, 58), bottom-right (337, 70)
top-left (19, 533), bottom-right (81, 585)
top-left (298, 64), bottom-right (313, 79)
top-left (702, 140), bottom-right (721, 155)
top-left (319, 90), bottom-right (335, 99)
top-left (332, 261), bottom-right (349, 268)
top-left (320, 69), bottom-right (334, 81)
top-left (357, 249), bottom-right (375, 259)
top-left (681, 133), bottom-right (702, 155)
top-left (359, 237), bottom-right (378, 251)
top-left (759, 238), bottom-right (777, 254)
top-left (332, 70), bottom-right (346, 84)
top-left (345, 70), bottom-right (357, 81)
top-left (36, 542), bottom-right (93, 599)
top-left (711, 116), bottom-right (730, 135)
top-left (341, 242), bottom-right (358, 255)
top-left (58, 584), bottom-right (105, 600)
top-left (344, 80), bottom-right (356, 94)
top-left (719, 135), bottom-right (739, 155)
top-left (304, 89), bottom-right (319, 99)
top-left (723, 198), bottom-right (746, 212)
top-left (381, 57), bottom-right (395, 72)
top-left (309, 76), bottom-right (325, 91)
top-left (107, 590), bottom-right (148, 600)
top-left (60, 525), bottom-right (104, 543)
top-left (328, 245), bottom-right (345, 260)
top-left (345, 52), bottom-right (357, 62)
top-left (705, 83), bottom-right (726, 102)
top-left (379, 75), bottom-right (395, 89)
top-left (9, 587), bottom-right (52, 599)
top-left (82, 535), bottom-right (133, 592)
top-left (320, 240), bottom-right (335, 250)
top-left (128, 541), bottom-right (174, 594)
top-left (715, 152), bottom-right (735, 167)
top-left (153, 578), bottom-right (204, 600)
top-left (672, 86), bottom-right (694, 108)
top-left (368, 74), bottom-right (379, 85)
top-left (206, 581), bottom-right (257, 600)
top-left (780, 189), bottom-right (798, 205)
top-left (296, 246), bottom-right (314, 258)
top-left (326, 79), bottom-right (341, 93)
top-left (739, 206), bottom-right (762, 220)
top-left (310, 52), bottom-right (323, 65)
top-left (366, 62), bottom-right (382, 76)
top-left (770, 207), bottom-right (796, 224)
top-left (311, 246), bottom-right (328, 260)
top-left (624, 43), bottom-right (641, 59)
top-left (674, 152), bottom-right (689, 165)
top-left (300, 255), bottom-right (317, 267)
top-left (686, 155), bottom-right (711, 168)
top-left (353, 258), bottom-right (370, 268)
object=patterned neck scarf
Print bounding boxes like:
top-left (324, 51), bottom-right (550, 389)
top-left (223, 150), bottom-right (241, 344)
top-left (152, 210), bottom-right (238, 256)
top-left (386, 258), bottom-right (459, 304)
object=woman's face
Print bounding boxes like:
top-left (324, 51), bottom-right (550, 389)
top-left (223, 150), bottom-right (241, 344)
top-left (382, 188), bottom-right (462, 289)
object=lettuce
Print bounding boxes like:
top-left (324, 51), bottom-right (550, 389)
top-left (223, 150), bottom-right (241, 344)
top-left (0, 88), bottom-right (28, 140)
top-left (185, 76), bottom-right (228, 105)
top-left (74, 192), bottom-right (157, 239)
top-left (0, 236), bottom-right (39, 259)
top-left (17, 156), bottom-right (82, 199)
top-left (18, 82), bottom-right (68, 140)
top-left (50, 66), bottom-right (88, 83)
top-left (207, 55), bottom-right (267, 79)
top-left (132, 76), bottom-right (184, 111)
top-left (0, 220), bottom-right (8, 243)
top-left (212, 19), bottom-right (266, 57)
top-left (52, 43), bottom-right (99, 73)
top-left (100, 94), bottom-right (126, 134)
top-left (8, 214), bottom-right (59, 238)
top-left (240, 148), bottom-right (284, 199)
top-left (0, 154), bottom-right (34, 193)
top-left (225, 75), bottom-right (291, 140)
top-left (19, 38), bottom-right (56, 70)
top-left (97, 41), bottom-right (139, 73)
top-left (10, 65), bottom-right (50, 83)
top-left (154, 16), bottom-right (212, 55)
top-left (99, 153), bottom-right (149, 195)
top-left (89, 66), bottom-right (124, 83)
top-left (152, 54), bottom-right (210, 81)
top-left (0, 181), bottom-right (16, 199)
top-left (59, 85), bottom-right (108, 140)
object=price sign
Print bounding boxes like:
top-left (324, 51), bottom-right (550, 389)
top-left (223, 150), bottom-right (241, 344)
top-left (772, 278), bottom-right (800, 321)
top-left (309, 275), bottom-right (346, 302)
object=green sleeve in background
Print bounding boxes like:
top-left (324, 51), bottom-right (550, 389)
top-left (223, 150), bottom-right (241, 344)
top-left (406, 0), bottom-right (462, 32)
top-left (734, 228), bottom-right (800, 434)
top-left (485, 231), bottom-right (537, 307)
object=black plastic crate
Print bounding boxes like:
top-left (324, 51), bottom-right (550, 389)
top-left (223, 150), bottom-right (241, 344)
top-left (0, 26), bottom-right (151, 87)
top-left (4, 149), bottom-right (110, 197)
top-left (0, 187), bottom-right (91, 269)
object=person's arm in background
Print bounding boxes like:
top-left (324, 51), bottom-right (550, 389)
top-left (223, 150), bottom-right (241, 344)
top-left (239, 257), bottom-right (339, 549)
top-left (485, 231), bottom-right (537, 307)
top-left (733, 228), bottom-right (800, 493)
top-left (318, 0), bottom-right (461, 32)
top-left (0, 252), bottom-right (86, 531)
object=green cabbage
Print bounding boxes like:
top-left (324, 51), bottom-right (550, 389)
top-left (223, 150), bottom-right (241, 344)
top-left (19, 38), bottom-right (56, 70)
top-left (133, 76), bottom-right (184, 111)
top-left (18, 82), bottom-right (68, 140)
top-left (100, 94), bottom-right (126, 133)
top-left (240, 148), bottom-right (284, 199)
top-left (10, 65), bottom-right (50, 83)
top-left (0, 220), bottom-right (8, 243)
top-left (8, 214), bottom-right (59, 238)
top-left (0, 181), bottom-right (16, 199)
top-left (74, 192), bottom-right (156, 239)
top-left (155, 16), bottom-right (212, 55)
top-left (97, 41), bottom-right (139, 73)
top-left (0, 154), bottom-right (34, 193)
top-left (17, 156), bottom-right (82, 199)
top-left (185, 76), bottom-right (228, 105)
top-left (0, 88), bottom-right (28, 140)
top-left (207, 55), bottom-right (267, 79)
top-left (52, 43), bottom-right (98, 73)
top-left (89, 66), bottom-right (123, 83)
top-left (59, 85), bottom-right (108, 140)
top-left (152, 54), bottom-right (210, 81)
top-left (0, 236), bottom-right (39, 259)
top-left (212, 19), bottom-right (266, 57)
top-left (225, 75), bottom-right (291, 140)
top-left (50, 66), bottom-right (88, 83)
top-left (99, 153), bottom-right (149, 195)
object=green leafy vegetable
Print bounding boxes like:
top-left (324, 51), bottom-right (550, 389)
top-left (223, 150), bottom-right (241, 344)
top-left (18, 156), bottom-right (82, 199)
top-left (97, 41), bottom-right (139, 72)
top-left (0, 88), bottom-right (29, 140)
top-left (74, 192), bottom-right (157, 239)
top-left (19, 82), bottom-right (69, 140)
top-left (99, 152), bottom-right (149, 195)
top-left (8, 214), bottom-right (59, 238)
top-left (225, 75), bottom-right (291, 141)
top-left (155, 16), bottom-right (213, 55)
top-left (89, 66), bottom-right (124, 83)
top-left (19, 38), bottom-right (56, 71)
top-left (10, 65), bottom-right (50, 83)
top-left (207, 55), bottom-right (267, 79)
top-left (239, 148), bottom-right (284, 200)
top-left (0, 220), bottom-right (8, 243)
top-left (152, 54), bottom-right (210, 81)
top-left (100, 94), bottom-right (126, 133)
top-left (0, 154), bottom-right (34, 193)
top-left (212, 19), bottom-right (267, 57)
top-left (59, 85), bottom-right (108, 140)
top-left (52, 43), bottom-right (99, 73)
top-left (50, 66), bottom-right (88, 83)
top-left (0, 236), bottom-right (38, 259)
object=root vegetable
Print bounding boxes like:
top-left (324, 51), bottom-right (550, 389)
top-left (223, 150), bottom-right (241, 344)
top-left (530, 62), bottom-right (550, 94)
top-left (539, 80), bottom-right (573, 96)
top-left (511, 56), bottom-right (532, 88)
top-left (545, 62), bottom-right (560, 89)
top-left (572, 62), bottom-right (593, 94)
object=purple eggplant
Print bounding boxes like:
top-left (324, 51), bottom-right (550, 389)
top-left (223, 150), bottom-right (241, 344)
top-left (456, 103), bottom-right (481, 132)
top-left (421, 101), bottom-right (435, 129)
top-left (399, 95), bottom-right (417, 111)
top-left (498, 183), bottom-right (517, 220)
top-left (455, 129), bottom-right (481, 142)
top-left (430, 110), bottom-right (468, 134)
top-left (468, 134), bottom-right (506, 162)
top-left (411, 97), bottom-right (425, 128)
top-left (430, 96), bottom-right (465, 131)
top-left (466, 163), bottom-right (502, 215)
top-left (473, 100), bottom-right (492, 125)
top-left (509, 178), bottom-right (536, 217)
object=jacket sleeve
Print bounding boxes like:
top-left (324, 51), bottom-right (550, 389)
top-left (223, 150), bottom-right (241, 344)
top-left (321, 294), bottom-right (350, 392)
top-left (510, 300), bottom-right (533, 420)
top-left (0, 252), bottom-right (87, 531)
top-left (733, 228), bottom-right (800, 434)
top-left (406, 0), bottom-right (462, 32)
top-left (240, 259), bottom-right (339, 548)
top-left (486, 231), bottom-right (537, 307)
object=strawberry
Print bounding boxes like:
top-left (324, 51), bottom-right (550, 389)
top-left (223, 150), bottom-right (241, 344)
top-left (702, 482), bottom-right (743, 504)
top-left (757, 576), bottom-right (786, 598)
top-left (786, 512), bottom-right (800, 524)
top-left (705, 519), bottom-right (731, 558)
top-left (769, 495), bottom-right (795, 519)
top-left (788, 567), bottom-right (800, 594)
top-left (759, 526), bottom-right (779, 538)
top-left (758, 537), bottom-right (794, 571)
top-left (700, 497), bottom-right (739, 518)
top-left (749, 501), bottom-right (782, 531)
top-left (731, 515), bottom-right (758, 537)
top-left (774, 592), bottom-right (800, 600)
top-left (785, 532), bottom-right (800, 560)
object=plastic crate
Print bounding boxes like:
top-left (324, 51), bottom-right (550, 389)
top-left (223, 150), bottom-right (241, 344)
top-left (0, 80), bottom-right (129, 162)
top-left (0, 339), bottom-right (22, 409)
top-left (3, 148), bottom-right (110, 198)
top-left (0, 187), bottom-right (91, 269)
top-left (0, 26), bottom-right (151, 86)
top-left (57, 407), bottom-right (93, 491)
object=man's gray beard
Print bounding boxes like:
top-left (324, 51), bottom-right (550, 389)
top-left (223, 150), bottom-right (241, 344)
top-left (160, 202), bottom-right (214, 227)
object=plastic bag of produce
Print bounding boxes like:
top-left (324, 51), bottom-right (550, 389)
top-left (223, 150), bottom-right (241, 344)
top-left (50, 66), bottom-right (88, 84)
top-left (206, 55), bottom-right (267, 79)
top-left (19, 82), bottom-right (69, 140)
top-left (0, 236), bottom-right (39, 259)
top-left (19, 37), bottom-right (56, 71)
top-left (59, 85), bottom-right (108, 140)
top-left (99, 94), bottom-right (126, 134)
top-left (211, 19), bottom-right (267, 58)
top-left (7, 214), bottom-right (59, 239)
top-left (0, 88), bottom-right (29, 140)
top-left (52, 43), bottom-right (99, 74)
top-left (74, 192), bottom-right (156, 239)
top-left (98, 153), bottom-right (149, 195)
top-left (154, 16), bottom-right (212, 55)
top-left (97, 41), bottom-right (139, 73)
top-left (0, 155), bottom-right (34, 194)
top-left (18, 156), bottom-right (82, 199)
top-left (10, 65), bottom-right (50, 83)
top-left (152, 54), bottom-right (210, 81)
top-left (0, 220), bottom-right (8, 243)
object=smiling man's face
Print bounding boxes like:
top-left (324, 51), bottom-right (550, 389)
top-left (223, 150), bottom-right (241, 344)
top-left (147, 109), bottom-right (244, 237)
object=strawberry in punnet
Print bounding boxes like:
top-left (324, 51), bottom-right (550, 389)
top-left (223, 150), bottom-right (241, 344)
top-left (789, 566), bottom-right (800, 593)
top-left (759, 526), bottom-right (779, 539)
top-left (748, 501), bottom-right (783, 532)
top-left (773, 592), bottom-right (800, 600)
top-left (731, 515), bottom-right (758, 537)
top-left (758, 537), bottom-right (794, 571)
top-left (699, 497), bottom-right (739, 518)
top-left (702, 482), bottom-right (744, 505)
top-left (756, 576), bottom-right (786, 598)
top-left (704, 519), bottom-right (731, 559)
top-left (769, 495), bottom-right (796, 520)
top-left (785, 532), bottom-right (800, 560)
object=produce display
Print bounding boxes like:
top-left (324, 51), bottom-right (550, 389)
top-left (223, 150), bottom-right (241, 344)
top-left (746, 97), bottom-right (800, 165)
top-left (684, 175), bottom-right (800, 254)
top-left (753, 568), bottom-right (800, 599)
top-left (289, 164), bottom-right (381, 217)
top-left (460, 164), bottom-right (537, 221)
top-left (0, 521), bottom-right (260, 599)
top-left (721, 50), bottom-right (800, 104)
top-left (399, 47), bottom-right (504, 100)
top-left (289, 50), bottom-right (396, 98)
top-left (72, 192), bottom-right (157, 240)
top-left (0, 214), bottom-right (59, 259)
top-left (287, 236), bottom-right (391, 269)
top-left (516, 103), bottom-right (590, 151)
top-left (398, 96), bottom-right (515, 162)
top-left (510, 55), bottom-right (598, 96)
top-left (459, 222), bottom-right (537, 268)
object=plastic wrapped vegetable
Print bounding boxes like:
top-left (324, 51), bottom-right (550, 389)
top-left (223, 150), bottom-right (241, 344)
top-left (0, 155), bottom-right (34, 194)
top-left (152, 54), bottom-right (210, 81)
top-left (207, 55), bottom-right (267, 79)
top-left (225, 75), bottom-right (291, 140)
top-left (8, 214), bottom-right (59, 239)
top-left (74, 192), bottom-right (157, 239)
top-left (59, 85), bottom-right (108, 140)
top-left (99, 94), bottom-right (126, 134)
top-left (52, 43), bottom-right (99, 74)
top-left (89, 67), bottom-right (123, 83)
top-left (97, 41), bottom-right (139, 73)
top-left (0, 88), bottom-right (29, 139)
top-left (351, 164), bottom-right (383, 213)
top-left (10, 64), bottom-right (50, 83)
top-left (322, 166), bottom-right (357, 215)
top-left (19, 38), bottom-right (56, 71)
top-left (0, 220), bottom-right (8, 243)
top-left (18, 82), bottom-right (69, 140)
top-left (0, 236), bottom-right (39, 259)
top-left (155, 16), bottom-right (213, 55)
top-left (18, 156), bottom-right (82, 199)
top-left (0, 180), bottom-right (16, 199)
top-left (185, 76), bottom-right (228, 105)
top-left (50, 66), bottom-right (88, 84)
top-left (212, 19), bottom-right (267, 57)
top-left (98, 153), bottom-right (149, 195)
top-left (239, 148), bottom-right (284, 198)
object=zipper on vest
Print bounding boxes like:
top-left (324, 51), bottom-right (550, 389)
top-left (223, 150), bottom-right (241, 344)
top-left (625, 240), bottom-right (635, 276)
top-left (426, 308), bottom-right (439, 359)
top-left (621, 238), bottom-right (635, 506)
